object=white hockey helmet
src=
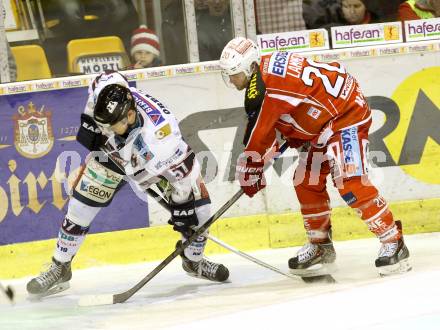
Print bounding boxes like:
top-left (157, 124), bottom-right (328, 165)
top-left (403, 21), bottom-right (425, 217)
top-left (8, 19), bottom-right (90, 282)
top-left (219, 37), bottom-right (260, 87)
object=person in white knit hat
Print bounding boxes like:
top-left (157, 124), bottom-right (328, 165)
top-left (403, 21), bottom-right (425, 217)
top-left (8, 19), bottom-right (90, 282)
top-left (129, 25), bottom-right (162, 69)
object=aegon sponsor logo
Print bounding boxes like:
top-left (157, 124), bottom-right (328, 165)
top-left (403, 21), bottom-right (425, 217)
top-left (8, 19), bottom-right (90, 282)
top-left (269, 51), bottom-right (289, 77)
top-left (80, 181), bottom-right (112, 200)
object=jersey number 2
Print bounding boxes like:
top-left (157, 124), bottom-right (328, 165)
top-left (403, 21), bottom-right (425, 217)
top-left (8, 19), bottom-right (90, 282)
top-left (301, 59), bottom-right (346, 98)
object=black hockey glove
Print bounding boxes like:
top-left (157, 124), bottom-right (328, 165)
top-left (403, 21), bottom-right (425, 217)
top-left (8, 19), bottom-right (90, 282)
top-left (77, 113), bottom-right (104, 151)
top-left (168, 195), bottom-right (198, 236)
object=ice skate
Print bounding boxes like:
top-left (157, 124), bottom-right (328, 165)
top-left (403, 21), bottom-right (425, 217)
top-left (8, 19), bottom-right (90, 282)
top-left (375, 238), bottom-right (411, 277)
top-left (181, 254), bottom-right (229, 282)
top-left (27, 258), bottom-right (72, 298)
top-left (288, 241), bottom-right (337, 279)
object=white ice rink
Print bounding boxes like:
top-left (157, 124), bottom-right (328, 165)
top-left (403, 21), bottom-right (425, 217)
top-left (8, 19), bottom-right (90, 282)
top-left (1, 232), bottom-right (440, 330)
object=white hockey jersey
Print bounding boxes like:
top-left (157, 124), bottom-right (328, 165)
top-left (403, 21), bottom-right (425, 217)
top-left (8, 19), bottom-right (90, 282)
top-left (84, 72), bottom-right (205, 202)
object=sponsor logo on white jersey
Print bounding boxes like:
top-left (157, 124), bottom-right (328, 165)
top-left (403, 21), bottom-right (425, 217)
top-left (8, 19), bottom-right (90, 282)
top-left (132, 92), bottom-right (165, 126)
top-left (155, 123), bottom-right (171, 140)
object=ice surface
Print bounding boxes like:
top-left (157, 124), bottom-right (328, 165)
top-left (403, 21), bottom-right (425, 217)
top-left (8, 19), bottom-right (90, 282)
top-left (1, 232), bottom-right (439, 330)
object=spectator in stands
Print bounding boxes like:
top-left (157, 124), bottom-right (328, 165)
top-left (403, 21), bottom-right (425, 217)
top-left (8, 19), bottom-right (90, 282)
top-left (161, 0), bottom-right (188, 65)
top-left (195, 0), bottom-right (208, 10)
top-left (196, 0), bottom-right (232, 61)
top-left (129, 25), bottom-right (161, 69)
top-left (399, 0), bottom-right (440, 20)
top-left (303, 0), bottom-right (342, 29)
top-left (340, 0), bottom-right (378, 25)
top-left (365, 0), bottom-right (403, 22)
top-left (255, 0), bottom-right (306, 33)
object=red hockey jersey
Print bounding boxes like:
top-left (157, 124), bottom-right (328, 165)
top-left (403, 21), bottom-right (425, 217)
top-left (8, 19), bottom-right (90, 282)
top-left (243, 51), bottom-right (371, 157)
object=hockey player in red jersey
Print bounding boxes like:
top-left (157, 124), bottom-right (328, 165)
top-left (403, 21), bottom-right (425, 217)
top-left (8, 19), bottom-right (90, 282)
top-left (219, 37), bottom-right (411, 277)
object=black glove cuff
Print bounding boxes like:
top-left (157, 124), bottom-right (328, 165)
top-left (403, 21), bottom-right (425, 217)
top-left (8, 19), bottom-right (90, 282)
top-left (77, 113), bottom-right (103, 151)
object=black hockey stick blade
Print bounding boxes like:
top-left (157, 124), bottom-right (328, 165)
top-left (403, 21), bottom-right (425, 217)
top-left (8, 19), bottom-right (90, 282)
top-left (301, 275), bottom-right (336, 284)
top-left (78, 142), bottom-right (289, 306)
top-left (0, 283), bottom-right (14, 303)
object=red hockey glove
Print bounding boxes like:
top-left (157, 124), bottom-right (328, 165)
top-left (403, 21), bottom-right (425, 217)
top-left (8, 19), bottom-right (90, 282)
top-left (236, 157), bottom-right (266, 198)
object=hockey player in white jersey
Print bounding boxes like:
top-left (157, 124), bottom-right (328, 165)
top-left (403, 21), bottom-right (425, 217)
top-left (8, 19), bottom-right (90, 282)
top-left (27, 71), bottom-right (229, 297)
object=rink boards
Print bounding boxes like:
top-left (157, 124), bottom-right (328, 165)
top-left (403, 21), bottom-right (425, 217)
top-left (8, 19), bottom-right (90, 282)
top-left (0, 40), bottom-right (439, 278)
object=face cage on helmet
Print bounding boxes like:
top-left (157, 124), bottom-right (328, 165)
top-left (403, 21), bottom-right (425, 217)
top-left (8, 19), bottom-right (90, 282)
top-left (221, 68), bottom-right (253, 89)
top-left (221, 70), bottom-right (235, 88)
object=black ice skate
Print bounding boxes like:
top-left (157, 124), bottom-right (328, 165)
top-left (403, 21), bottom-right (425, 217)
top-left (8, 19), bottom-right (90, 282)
top-left (288, 241), bottom-right (337, 281)
top-left (375, 238), bottom-right (411, 276)
top-left (181, 255), bottom-right (229, 282)
top-left (27, 258), bottom-right (72, 298)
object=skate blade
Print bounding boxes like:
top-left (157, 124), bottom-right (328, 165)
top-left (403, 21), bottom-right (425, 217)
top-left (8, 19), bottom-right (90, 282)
top-left (28, 282), bottom-right (70, 301)
top-left (378, 259), bottom-right (412, 277)
top-left (289, 262), bottom-right (337, 277)
top-left (184, 272), bottom-right (229, 283)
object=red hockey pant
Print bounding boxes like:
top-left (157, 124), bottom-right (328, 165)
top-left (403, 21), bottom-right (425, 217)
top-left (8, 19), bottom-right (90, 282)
top-left (294, 120), bottom-right (400, 244)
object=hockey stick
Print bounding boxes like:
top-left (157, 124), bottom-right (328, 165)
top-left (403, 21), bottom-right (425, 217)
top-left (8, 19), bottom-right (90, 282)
top-left (78, 142), bottom-right (289, 306)
top-left (206, 234), bottom-right (297, 280)
top-left (139, 151), bottom-right (336, 285)
top-left (0, 282), bottom-right (14, 303)
top-left (129, 174), bottom-right (298, 281)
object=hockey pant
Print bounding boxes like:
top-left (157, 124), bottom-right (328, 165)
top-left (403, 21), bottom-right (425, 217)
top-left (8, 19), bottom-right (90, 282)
top-left (293, 120), bottom-right (401, 244)
top-left (53, 154), bottom-right (211, 263)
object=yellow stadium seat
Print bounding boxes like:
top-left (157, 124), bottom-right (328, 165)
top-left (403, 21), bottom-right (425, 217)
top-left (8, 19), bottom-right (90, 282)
top-left (67, 36), bottom-right (130, 74)
top-left (11, 45), bottom-right (52, 81)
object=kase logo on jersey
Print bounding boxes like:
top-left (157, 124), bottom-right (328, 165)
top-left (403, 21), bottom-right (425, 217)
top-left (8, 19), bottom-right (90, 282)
top-left (341, 127), bottom-right (363, 177)
top-left (268, 51), bottom-right (289, 78)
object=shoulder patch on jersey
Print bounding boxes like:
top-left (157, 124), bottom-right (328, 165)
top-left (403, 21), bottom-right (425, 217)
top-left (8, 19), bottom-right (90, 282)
top-left (268, 51), bottom-right (289, 78)
top-left (155, 123), bottom-right (172, 140)
top-left (133, 134), bottom-right (154, 161)
top-left (132, 92), bottom-right (165, 126)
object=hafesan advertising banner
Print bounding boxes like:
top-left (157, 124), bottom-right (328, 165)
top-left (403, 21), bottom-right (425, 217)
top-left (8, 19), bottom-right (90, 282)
top-left (331, 22), bottom-right (403, 48)
top-left (404, 17), bottom-right (440, 42)
top-left (0, 42), bottom-right (439, 245)
top-left (257, 29), bottom-right (330, 54)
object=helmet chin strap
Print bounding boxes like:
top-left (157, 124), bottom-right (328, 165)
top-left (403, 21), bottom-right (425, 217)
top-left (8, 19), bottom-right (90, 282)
top-left (245, 62), bottom-right (258, 79)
